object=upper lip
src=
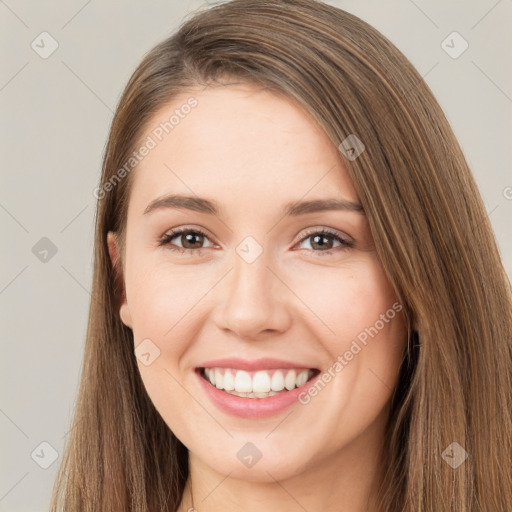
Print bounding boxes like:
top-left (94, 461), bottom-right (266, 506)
top-left (197, 358), bottom-right (319, 371)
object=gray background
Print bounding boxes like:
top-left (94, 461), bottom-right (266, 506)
top-left (1, 0), bottom-right (511, 510)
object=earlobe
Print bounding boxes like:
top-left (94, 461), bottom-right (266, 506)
top-left (107, 231), bottom-right (133, 328)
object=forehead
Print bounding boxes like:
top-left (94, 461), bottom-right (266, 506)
top-left (127, 83), bottom-right (359, 218)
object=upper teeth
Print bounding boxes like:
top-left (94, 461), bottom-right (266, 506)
top-left (204, 368), bottom-right (313, 393)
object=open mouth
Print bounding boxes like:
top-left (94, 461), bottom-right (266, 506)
top-left (196, 367), bottom-right (321, 399)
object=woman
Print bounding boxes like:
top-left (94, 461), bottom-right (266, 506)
top-left (50, 0), bottom-right (512, 510)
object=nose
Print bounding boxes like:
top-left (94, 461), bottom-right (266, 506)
top-left (212, 249), bottom-right (292, 341)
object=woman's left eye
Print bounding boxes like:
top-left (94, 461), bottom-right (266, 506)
top-left (158, 227), bottom-right (354, 256)
top-left (295, 228), bottom-right (354, 256)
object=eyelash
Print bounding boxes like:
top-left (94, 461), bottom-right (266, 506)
top-left (157, 227), bottom-right (354, 257)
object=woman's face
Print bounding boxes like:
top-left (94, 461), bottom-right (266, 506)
top-left (108, 82), bottom-right (407, 482)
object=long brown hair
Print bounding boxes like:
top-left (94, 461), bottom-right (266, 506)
top-left (50, 0), bottom-right (512, 510)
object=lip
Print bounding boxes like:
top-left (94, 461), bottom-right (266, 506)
top-left (195, 363), bottom-right (321, 419)
top-left (198, 357), bottom-right (317, 371)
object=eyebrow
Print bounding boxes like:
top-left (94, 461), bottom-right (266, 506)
top-left (143, 194), bottom-right (365, 217)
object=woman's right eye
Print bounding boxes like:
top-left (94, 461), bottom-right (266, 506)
top-left (158, 228), bottom-right (214, 254)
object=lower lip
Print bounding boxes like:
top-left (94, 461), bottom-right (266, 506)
top-left (196, 370), bottom-right (317, 419)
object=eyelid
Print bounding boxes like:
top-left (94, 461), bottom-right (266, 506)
top-left (292, 226), bottom-right (353, 246)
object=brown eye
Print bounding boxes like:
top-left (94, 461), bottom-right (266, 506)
top-left (308, 233), bottom-right (336, 250)
top-left (297, 228), bottom-right (354, 256)
top-left (158, 228), bottom-right (214, 253)
top-left (178, 231), bottom-right (205, 249)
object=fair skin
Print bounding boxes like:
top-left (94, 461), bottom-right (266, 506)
top-left (108, 82), bottom-right (407, 512)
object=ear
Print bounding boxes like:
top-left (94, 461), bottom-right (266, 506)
top-left (107, 231), bottom-right (132, 328)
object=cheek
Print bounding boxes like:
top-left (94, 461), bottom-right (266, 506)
top-left (295, 258), bottom-right (406, 407)
top-left (126, 259), bottom-right (205, 338)
top-left (288, 257), bottom-right (403, 351)
top-left (126, 262), bottom-right (205, 427)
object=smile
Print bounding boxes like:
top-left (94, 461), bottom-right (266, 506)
top-left (194, 357), bottom-right (321, 418)
top-left (199, 367), bottom-right (319, 398)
